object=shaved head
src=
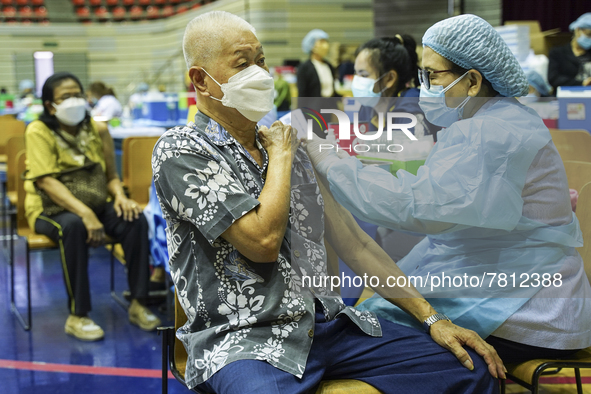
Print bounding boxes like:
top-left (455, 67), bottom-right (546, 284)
top-left (183, 11), bottom-right (257, 70)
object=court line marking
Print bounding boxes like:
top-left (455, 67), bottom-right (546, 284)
top-left (0, 359), bottom-right (175, 379)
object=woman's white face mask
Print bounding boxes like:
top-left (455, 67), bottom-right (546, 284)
top-left (203, 65), bottom-right (275, 122)
top-left (419, 71), bottom-right (471, 127)
top-left (53, 97), bottom-right (87, 126)
top-left (351, 74), bottom-right (387, 108)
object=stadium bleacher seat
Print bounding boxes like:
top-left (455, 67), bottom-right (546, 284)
top-left (3, 5), bottom-right (16, 17)
top-left (33, 5), bottom-right (46, 17)
top-left (19, 5), bottom-right (32, 17)
top-left (161, 4), bottom-right (172, 16)
top-left (112, 5), bottom-right (125, 19)
top-left (75, 5), bottom-right (90, 18)
top-left (129, 4), bottom-right (142, 19)
top-left (146, 5), bottom-right (158, 18)
top-left (94, 5), bottom-right (108, 18)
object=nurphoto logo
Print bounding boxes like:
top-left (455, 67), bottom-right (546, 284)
top-left (304, 108), bottom-right (419, 154)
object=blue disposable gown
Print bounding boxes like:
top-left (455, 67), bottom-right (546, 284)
top-left (315, 98), bottom-right (585, 338)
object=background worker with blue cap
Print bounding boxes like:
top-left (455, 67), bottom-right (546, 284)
top-left (306, 14), bottom-right (591, 365)
top-left (297, 29), bottom-right (338, 98)
top-left (548, 12), bottom-right (591, 90)
top-left (18, 79), bottom-right (36, 99)
top-left (525, 70), bottom-right (552, 97)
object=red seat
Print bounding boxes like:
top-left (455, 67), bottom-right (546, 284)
top-left (3, 5), bottom-right (16, 16)
top-left (122, 0), bottom-right (133, 6)
top-left (71, 0), bottom-right (85, 5)
top-left (138, 0), bottom-right (149, 5)
top-left (88, 0), bottom-right (101, 6)
top-left (153, 0), bottom-right (165, 5)
top-left (1, 0), bottom-right (13, 6)
top-left (129, 4), bottom-right (142, 18)
top-left (15, 0), bottom-right (27, 6)
top-left (145, 4), bottom-right (157, 18)
top-left (19, 5), bottom-right (31, 16)
top-left (75, 5), bottom-right (89, 17)
top-left (112, 4), bottom-right (125, 19)
top-left (33, 5), bottom-right (45, 17)
top-left (94, 5), bottom-right (108, 18)
top-left (175, 4), bottom-right (186, 13)
top-left (160, 4), bottom-right (172, 16)
top-left (30, 0), bottom-right (43, 5)
top-left (105, 0), bottom-right (117, 5)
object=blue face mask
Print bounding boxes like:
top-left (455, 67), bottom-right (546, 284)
top-left (419, 71), bottom-right (471, 127)
top-left (577, 33), bottom-right (591, 50)
top-left (351, 74), bottom-right (387, 107)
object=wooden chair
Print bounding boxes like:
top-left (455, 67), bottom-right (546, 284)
top-left (563, 161), bottom-right (591, 194)
top-left (9, 151), bottom-right (118, 331)
top-left (122, 136), bottom-right (160, 208)
top-left (548, 129), bottom-right (591, 163)
top-left (5, 134), bottom-right (25, 207)
top-left (2, 135), bottom-right (25, 248)
top-left (160, 292), bottom-right (381, 394)
top-left (500, 181), bottom-right (591, 394)
top-left (0, 116), bottom-right (25, 163)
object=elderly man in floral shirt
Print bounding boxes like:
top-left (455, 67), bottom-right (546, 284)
top-left (152, 10), bottom-right (504, 394)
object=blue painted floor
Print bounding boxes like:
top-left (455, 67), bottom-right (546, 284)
top-left (0, 232), bottom-right (191, 393)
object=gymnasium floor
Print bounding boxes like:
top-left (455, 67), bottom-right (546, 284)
top-left (0, 231), bottom-right (589, 393)
top-left (0, 235), bottom-right (188, 394)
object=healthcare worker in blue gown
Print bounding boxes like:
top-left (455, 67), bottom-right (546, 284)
top-left (307, 14), bottom-right (591, 364)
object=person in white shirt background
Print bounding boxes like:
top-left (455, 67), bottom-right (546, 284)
top-left (88, 81), bottom-right (123, 121)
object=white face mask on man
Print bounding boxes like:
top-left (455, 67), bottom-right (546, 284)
top-left (52, 97), bottom-right (87, 126)
top-left (202, 65), bottom-right (275, 122)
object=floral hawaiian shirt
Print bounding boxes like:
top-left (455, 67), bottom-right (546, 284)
top-left (152, 111), bottom-right (381, 389)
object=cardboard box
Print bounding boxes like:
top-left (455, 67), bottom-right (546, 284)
top-left (505, 20), bottom-right (560, 56)
top-left (496, 24), bottom-right (530, 62)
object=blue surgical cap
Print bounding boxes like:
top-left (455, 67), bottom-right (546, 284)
top-left (19, 79), bottom-right (34, 91)
top-left (525, 70), bottom-right (551, 97)
top-left (302, 29), bottom-right (329, 54)
top-left (423, 14), bottom-right (529, 97)
top-left (570, 13), bottom-right (591, 31)
top-left (136, 82), bottom-right (149, 93)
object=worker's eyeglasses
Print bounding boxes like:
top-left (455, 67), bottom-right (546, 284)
top-left (54, 93), bottom-right (84, 103)
top-left (418, 68), bottom-right (453, 90)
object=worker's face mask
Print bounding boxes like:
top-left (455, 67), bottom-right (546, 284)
top-left (351, 74), bottom-right (387, 107)
top-left (577, 32), bottom-right (591, 50)
top-left (52, 97), bottom-right (87, 126)
top-left (419, 71), bottom-right (470, 127)
top-left (203, 65), bottom-right (275, 123)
